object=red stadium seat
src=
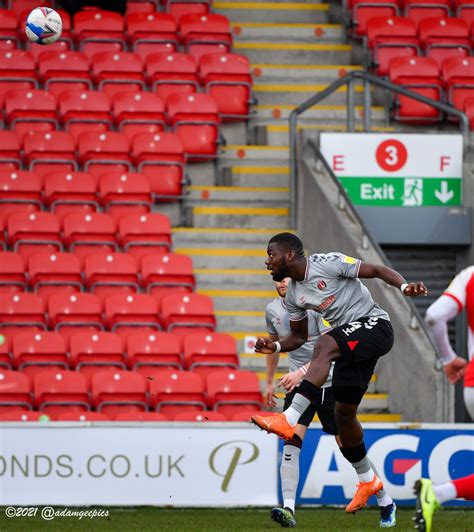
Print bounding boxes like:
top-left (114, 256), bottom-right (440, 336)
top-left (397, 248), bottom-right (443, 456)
top-left (167, 92), bottom-right (220, 159)
top-left (456, 0), bottom-right (474, 26)
top-left (117, 213), bottom-right (172, 258)
top-left (91, 51), bottom-right (145, 98)
top-left (442, 57), bottom-right (474, 113)
top-left (38, 51), bottom-right (92, 97)
top-left (161, 293), bottom-right (216, 336)
top-left (141, 253), bottom-right (195, 305)
top-left (231, 410), bottom-right (273, 422)
top-left (112, 91), bottom-right (166, 139)
top-left (56, 411), bottom-right (111, 421)
top-left (23, 131), bottom-right (77, 176)
top-left (74, 10), bottom-right (125, 59)
top-left (84, 252), bottom-right (139, 301)
top-left (0, 411), bottom-right (49, 421)
top-left (34, 370), bottom-right (90, 417)
top-left (12, 331), bottom-right (68, 376)
top-left (99, 172), bottom-right (152, 221)
top-left (418, 18), bottom-right (471, 66)
top-left (59, 90), bottom-right (112, 141)
top-left (91, 370), bottom-right (148, 417)
top-left (7, 211), bottom-right (63, 260)
top-left (131, 132), bottom-right (186, 200)
top-left (114, 411), bottom-right (168, 421)
top-left (104, 293), bottom-right (161, 334)
top-left (77, 131), bottom-right (132, 178)
top-left (0, 369), bottom-right (32, 412)
top-left (179, 13), bottom-right (232, 59)
top-left (126, 12), bottom-right (178, 60)
top-left (70, 331), bottom-right (126, 376)
top-left (366, 17), bottom-right (420, 76)
top-left (4, 89), bottom-right (58, 139)
top-left (0, 9), bottom-right (19, 50)
top-left (0, 50), bottom-right (37, 101)
top-left (11, 0), bottom-right (51, 18)
top-left (464, 97), bottom-right (474, 129)
top-left (389, 56), bottom-right (442, 122)
top-left (351, 0), bottom-right (400, 37)
top-left (163, 0), bottom-right (211, 20)
top-left (0, 251), bottom-right (26, 295)
top-left (48, 292), bottom-right (104, 335)
top-left (199, 53), bottom-right (254, 120)
top-left (43, 171), bottom-right (99, 221)
top-left (0, 130), bottom-right (21, 171)
top-left (206, 370), bottom-right (263, 419)
top-left (404, 0), bottom-right (450, 29)
top-left (27, 252), bottom-right (82, 301)
top-left (126, 331), bottom-right (182, 372)
top-left (174, 411), bottom-right (227, 422)
top-left (0, 170), bottom-right (42, 217)
top-left (0, 330), bottom-right (11, 368)
top-left (0, 293), bottom-right (45, 334)
top-left (146, 52), bottom-right (198, 101)
top-left (26, 39), bottom-right (70, 60)
top-left (62, 212), bottom-right (117, 260)
top-left (126, 1), bottom-right (158, 15)
top-left (148, 370), bottom-right (206, 417)
top-left (183, 332), bottom-right (239, 377)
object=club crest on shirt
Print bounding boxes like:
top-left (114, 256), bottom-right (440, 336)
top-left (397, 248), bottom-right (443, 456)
top-left (317, 280), bottom-right (326, 290)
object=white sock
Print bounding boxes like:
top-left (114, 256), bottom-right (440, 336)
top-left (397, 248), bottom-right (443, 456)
top-left (376, 492), bottom-right (393, 507)
top-left (281, 444), bottom-right (300, 513)
top-left (283, 406), bottom-right (301, 427)
top-left (433, 482), bottom-right (457, 504)
top-left (358, 469), bottom-right (375, 483)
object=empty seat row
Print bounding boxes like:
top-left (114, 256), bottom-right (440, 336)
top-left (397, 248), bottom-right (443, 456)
top-left (0, 91), bottom-right (221, 159)
top-left (1, 10), bottom-right (230, 60)
top-left (349, 0), bottom-right (474, 35)
top-left (366, 16), bottom-right (474, 74)
top-left (0, 290), bottom-right (216, 337)
top-left (387, 56), bottom-right (474, 122)
top-left (0, 251), bottom-right (195, 302)
top-left (0, 330), bottom-right (238, 377)
top-left (0, 368), bottom-right (262, 419)
top-left (0, 51), bottom-right (253, 119)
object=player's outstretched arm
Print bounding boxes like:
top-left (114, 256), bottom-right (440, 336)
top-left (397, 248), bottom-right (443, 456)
top-left (255, 316), bottom-right (308, 354)
top-left (358, 262), bottom-right (428, 297)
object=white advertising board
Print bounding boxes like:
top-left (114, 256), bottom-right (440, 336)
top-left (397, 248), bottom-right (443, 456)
top-left (0, 424), bottom-right (279, 506)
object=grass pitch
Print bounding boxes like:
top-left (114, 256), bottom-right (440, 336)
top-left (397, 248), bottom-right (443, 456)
top-left (0, 507), bottom-right (473, 531)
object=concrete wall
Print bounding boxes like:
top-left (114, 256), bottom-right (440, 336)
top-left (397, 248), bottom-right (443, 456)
top-left (297, 149), bottom-right (453, 422)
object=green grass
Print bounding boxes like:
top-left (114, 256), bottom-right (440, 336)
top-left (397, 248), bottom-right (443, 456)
top-left (0, 507), bottom-right (473, 531)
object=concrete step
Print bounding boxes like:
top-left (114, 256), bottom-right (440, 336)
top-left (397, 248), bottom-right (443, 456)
top-left (187, 185), bottom-right (289, 203)
top-left (215, 1), bottom-right (331, 24)
top-left (229, 166), bottom-right (290, 187)
top-left (253, 104), bottom-right (386, 123)
top-left (265, 123), bottom-right (396, 145)
top-left (216, 310), bottom-right (267, 331)
top-left (253, 82), bottom-right (365, 105)
top-left (250, 64), bottom-right (361, 82)
top-left (198, 288), bottom-right (274, 311)
top-left (220, 145), bottom-right (289, 162)
top-left (235, 42), bottom-right (352, 64)
top-left (232, 22), bottom-right (344, 42)
top-left (172, 227), bottom-right (289, 245)
top-left (192, 204), bottom-right (290, 228)
top-left (194, 268), bottom-right (270, 286)
top-left (175, 246), bottom-right (268, 269)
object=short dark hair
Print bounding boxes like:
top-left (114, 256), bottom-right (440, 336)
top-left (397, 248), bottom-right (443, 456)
top-left (268, 232), bottom-right (305, 258)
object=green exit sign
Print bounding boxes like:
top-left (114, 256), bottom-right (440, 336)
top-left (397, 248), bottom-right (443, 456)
top-left (339, 177), bottom-right (462, 207)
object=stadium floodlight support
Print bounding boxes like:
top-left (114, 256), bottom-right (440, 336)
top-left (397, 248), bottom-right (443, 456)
top-left (289, 70), bottom-right (471, 231)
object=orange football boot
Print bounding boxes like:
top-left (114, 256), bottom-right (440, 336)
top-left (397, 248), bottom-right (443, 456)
top-left (250, 412), bottom-right (295, 440)
top-left (345, 474), bottom-right (384, 514)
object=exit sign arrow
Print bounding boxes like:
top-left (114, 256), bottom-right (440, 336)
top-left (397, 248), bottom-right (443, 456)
top-left (434, 181), bottom-right (454, 204)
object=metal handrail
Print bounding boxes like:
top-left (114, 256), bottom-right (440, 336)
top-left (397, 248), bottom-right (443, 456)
top-left (289, 70), bottom-right (470, 229)
top-left (306, 137), bottom-right (450, 420)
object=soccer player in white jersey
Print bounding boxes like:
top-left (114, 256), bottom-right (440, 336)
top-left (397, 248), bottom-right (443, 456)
top-left (412, 267), bottom-right (474, 531)
top-left (266, 277), bottom-right (397, 528)
top-left (251, 233), bottom-right (427, 515)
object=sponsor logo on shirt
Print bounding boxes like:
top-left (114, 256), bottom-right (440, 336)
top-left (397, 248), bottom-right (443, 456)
top-left (309, 295), bottom-right (336, 312)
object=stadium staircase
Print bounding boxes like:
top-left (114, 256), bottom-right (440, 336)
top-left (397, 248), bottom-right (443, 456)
top-left (176, 0), bottom-right (399, 421)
